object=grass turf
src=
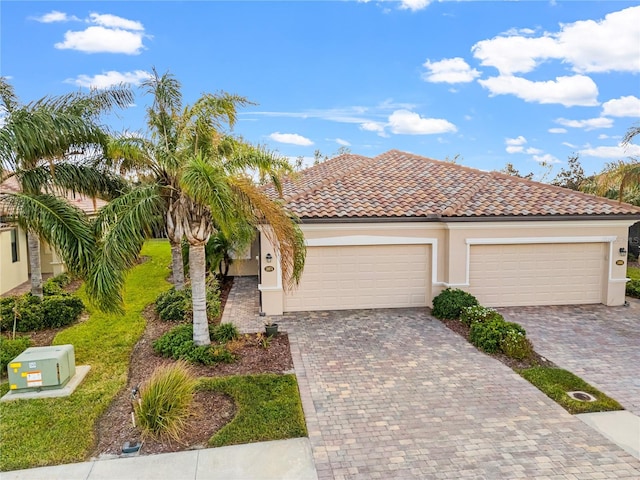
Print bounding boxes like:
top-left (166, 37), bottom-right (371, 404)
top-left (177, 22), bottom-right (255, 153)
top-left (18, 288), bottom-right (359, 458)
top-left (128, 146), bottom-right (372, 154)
top-left (627, 265), bottom-right (639, 280)
top-left (0, 240), bottom-right (171, 471)
top-left (200, 374), bottom-right (307, 448)
top-left (519, 367), bottom-right (624, 415)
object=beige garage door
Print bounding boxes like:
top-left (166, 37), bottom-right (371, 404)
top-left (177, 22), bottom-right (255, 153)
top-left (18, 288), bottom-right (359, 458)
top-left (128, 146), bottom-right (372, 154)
top-left (469, 243), bottom-right (605, 307)
top-left (284, 244), bottom-right (430, 312)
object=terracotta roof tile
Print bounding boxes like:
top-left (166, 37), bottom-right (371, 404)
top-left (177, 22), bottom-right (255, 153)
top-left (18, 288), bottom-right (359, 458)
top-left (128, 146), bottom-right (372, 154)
top-left (273, 149), bottom-right (640, 220)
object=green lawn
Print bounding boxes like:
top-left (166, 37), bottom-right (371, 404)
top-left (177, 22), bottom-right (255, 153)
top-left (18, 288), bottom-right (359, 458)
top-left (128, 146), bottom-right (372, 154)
top-left (201, 374), bottom-right (307, 448)
top-left (0, 240), bottom-right (172, 471)
top-left (628, 265), bottom-right (640, 280)
top-left (520, 367), bottom-right (623, 414)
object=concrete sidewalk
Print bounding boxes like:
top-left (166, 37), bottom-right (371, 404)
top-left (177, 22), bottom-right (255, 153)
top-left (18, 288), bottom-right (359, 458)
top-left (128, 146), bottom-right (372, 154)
top-left (1, 438), bottom-right (318, 480)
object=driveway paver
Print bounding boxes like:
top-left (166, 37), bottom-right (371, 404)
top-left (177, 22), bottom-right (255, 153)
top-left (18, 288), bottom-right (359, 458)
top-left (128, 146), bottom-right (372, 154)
top-left (500, 301), bottom-right (640, 416)
top-left (279, 308), bottom-right (640, 479)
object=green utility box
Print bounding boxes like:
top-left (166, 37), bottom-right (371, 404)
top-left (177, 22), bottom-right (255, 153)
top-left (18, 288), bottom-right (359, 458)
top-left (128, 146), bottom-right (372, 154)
top-left (7, 345), bottom-right (76, 392)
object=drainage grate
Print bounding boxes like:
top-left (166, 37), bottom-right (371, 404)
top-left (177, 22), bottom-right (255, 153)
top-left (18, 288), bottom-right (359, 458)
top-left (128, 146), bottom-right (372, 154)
top-left (567, 391), bottom-right (597, 402)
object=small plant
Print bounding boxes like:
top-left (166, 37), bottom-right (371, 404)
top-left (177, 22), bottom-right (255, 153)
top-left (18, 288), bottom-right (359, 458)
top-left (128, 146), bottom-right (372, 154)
top-left (469, 318), bottom-right (526, 354)
top-left (153, 324), bottom-right (237, 365)
top-left (155, 288), bottom-right (191, 322)
top-left (500, 329), bottom-right (534, 360)
top-left (459, 305), bottom-right (503, 326)
top-left (42, 278), bottom-right (64, 296)
top-left (211, 323), bottom-right (239, 343)
top-left (134, 362), bottom-right (197, 441)
top-left (255, 332), bottom-right (271, 349)
top-left (431, 288), bottom-right (479, 319)
top-left (626, 279), bottom-right (640, 299)
top-left (0, 336), bottom-right (31, 375)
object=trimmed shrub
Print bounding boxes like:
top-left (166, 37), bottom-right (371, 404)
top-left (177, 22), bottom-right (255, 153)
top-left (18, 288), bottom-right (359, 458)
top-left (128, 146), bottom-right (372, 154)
top-left (431, 288), bottom-right (479, 319)
top-left (626, 279), bottom-right (640, 299)
top-left (0, 297), bottom-right (18, 331)
top-left (0, 336), bottom-right (32, 375)
top-left (155, 288), bottom-right (191, 322)
top-left (14, 295), bottom-right (44, 332)
top-left (42, 279), bottom-right (64, 296)
top-left (469, 319), bottom-right (526, 354)
top-left (152, 324), bottom-right (236, 365)
top-left (500, 329), bottom-right (534, 360)
top-left (154, 277), bottom-right (222, 322)
top-left (459, 305), bottom-right (503, 326)
top-left (42, 295), bottom-right (85, 328)
top-left (135, 361), bottom-right (197, 441)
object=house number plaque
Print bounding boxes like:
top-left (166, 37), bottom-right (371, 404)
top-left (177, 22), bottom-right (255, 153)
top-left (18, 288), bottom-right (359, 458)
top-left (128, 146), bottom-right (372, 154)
top-left (264, 266), bottom-right (275, 272)
top-left (615, 260), bottom-right (625, 266)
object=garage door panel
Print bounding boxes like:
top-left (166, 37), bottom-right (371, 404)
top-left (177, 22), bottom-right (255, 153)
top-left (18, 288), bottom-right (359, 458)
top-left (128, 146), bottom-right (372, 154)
top-left (285, 244), bottom-right (430, 312)
top-left (469, 243), bottom-right (604, 307)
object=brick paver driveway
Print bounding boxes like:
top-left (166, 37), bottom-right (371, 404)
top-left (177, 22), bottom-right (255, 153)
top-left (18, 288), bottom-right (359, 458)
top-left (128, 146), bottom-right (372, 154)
top-left (279, 309), bottom-right (639, 479)
top-left (500, 300), bottom-right (640, 416)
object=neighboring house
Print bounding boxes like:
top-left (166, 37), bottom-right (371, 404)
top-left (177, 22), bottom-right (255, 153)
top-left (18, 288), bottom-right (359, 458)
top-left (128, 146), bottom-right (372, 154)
top-left (0, 176), bottom-right (106, 295)
top-left (255, 150), bottom-right (640, 315)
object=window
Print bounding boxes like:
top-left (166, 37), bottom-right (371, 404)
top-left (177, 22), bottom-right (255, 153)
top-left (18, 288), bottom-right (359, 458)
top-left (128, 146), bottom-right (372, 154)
top-left (11, 228), bottom-right (19, 263)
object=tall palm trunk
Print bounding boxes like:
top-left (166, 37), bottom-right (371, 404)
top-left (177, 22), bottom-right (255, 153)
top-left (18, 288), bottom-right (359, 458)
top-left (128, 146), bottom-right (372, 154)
top-left (170, 240), bottom-right (185, 290)
top-left (189, 242), bottom-right (210, 346)
top-left (27, 230), bottom-right (43, 298)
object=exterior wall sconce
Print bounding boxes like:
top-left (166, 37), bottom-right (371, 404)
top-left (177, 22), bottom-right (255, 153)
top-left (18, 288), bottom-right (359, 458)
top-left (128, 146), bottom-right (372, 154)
top-left (619, 247), bottom-right (627, 257)
top-left (266, 253), bottom-right (273, 263)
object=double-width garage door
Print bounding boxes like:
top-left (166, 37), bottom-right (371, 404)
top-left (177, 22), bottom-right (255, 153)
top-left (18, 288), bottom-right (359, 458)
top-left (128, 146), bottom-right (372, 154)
top-left (284, 244), bottom-right (430, 312)
top-left (469, 243), bottom-right (605, 307)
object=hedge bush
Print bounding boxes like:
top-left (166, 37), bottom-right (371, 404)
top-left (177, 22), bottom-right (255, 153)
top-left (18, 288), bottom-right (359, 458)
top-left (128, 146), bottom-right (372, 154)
top-left (0, 336), bottom-right (32, 375)
top-left (431, 288), bottom-right (479, 319)
top-left (626, 279), bottom-right (640, 299)
top-left (154, 277), bottom-right (222, 322)
top-left (459, 305), bottom-right (503, 326)
top-left (152, 323), bottom-right (236, 365)
top-left (469, 319), bottom-right (526, 354)
top-left (500, 329), bottom-right (534, 360)
top-left (0, 294), bottom-right (84, 332)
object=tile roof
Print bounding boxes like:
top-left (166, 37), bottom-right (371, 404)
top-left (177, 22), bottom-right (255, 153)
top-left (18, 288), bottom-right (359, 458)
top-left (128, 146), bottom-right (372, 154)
top-left (0, 176), bottom-right (106, 215)
top-left (272, 150), bottom-right (640, 220)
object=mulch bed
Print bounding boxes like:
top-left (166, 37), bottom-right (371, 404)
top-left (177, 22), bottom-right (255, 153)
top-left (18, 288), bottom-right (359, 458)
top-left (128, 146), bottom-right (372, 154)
top-left (439, 317), bottom-right (556, 370)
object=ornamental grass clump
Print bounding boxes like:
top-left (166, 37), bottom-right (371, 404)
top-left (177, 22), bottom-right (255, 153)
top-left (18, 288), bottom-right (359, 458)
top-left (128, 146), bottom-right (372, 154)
top-left (135, 361), bottom-right (197, 442)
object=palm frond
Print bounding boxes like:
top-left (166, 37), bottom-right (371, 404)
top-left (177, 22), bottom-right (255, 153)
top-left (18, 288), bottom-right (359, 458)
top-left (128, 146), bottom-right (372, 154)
top-left (87, 184), bottom-right (166, 311)
top-left (0, 192), bottom-right (95, 276)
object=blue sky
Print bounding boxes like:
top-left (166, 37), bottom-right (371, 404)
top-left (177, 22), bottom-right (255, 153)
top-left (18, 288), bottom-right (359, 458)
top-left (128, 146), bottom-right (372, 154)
top-left (2, 1), bottom-right (639, 178)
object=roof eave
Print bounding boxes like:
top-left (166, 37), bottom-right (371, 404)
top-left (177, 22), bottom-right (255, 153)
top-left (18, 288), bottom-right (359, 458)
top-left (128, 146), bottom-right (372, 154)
top-left (298, 213), bottom-right (640, 224)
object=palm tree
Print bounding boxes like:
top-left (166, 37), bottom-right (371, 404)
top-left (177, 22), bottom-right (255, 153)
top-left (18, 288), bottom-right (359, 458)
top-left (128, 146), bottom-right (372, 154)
top-left (94, 70), bottom-right (305, 346)
top-left (581, 125), bottom-right (640, 206)
top-left (0, 77), bottom-right (133, 296)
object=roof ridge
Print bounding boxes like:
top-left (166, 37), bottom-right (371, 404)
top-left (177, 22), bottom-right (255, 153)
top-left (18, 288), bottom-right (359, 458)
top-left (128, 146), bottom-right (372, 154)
top-left (441, 172), bottom-right (493, 216)
top-left (283, 153), bottom-right (373, 203)
top-left (488, 169), bottom-right (640, 211)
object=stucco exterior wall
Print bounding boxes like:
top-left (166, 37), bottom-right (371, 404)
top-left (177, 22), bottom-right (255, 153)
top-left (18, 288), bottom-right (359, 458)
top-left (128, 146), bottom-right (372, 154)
top-left (0, 226), bottom-right (28, 295)
top-left (259, 219), bottom-right (637, 315)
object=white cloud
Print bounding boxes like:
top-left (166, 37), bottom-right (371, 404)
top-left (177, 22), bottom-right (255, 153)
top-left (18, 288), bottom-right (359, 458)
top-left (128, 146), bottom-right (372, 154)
top-left (505, 136), bottom-right (527, 153)
top-left (269, 132), bottom-right (314, 146)
top-left (335, 138), bottom-right (351, 146)
top-left (33, 11), bottom-right (80, 23)
top-left (89, 13), bottom-right (144, 31)
top-left (387, 109), bottom-right (457, 135)
top-left (52, 12), bottom-right (147, 54)
top-left (579, 144), bottom-right (640, 159)
top-left (601, 96), bottom-right (640, 118)
top-left (400, 0), bottom-right (433, 12)
top-left (526, 147), bottom-right (543, 154)
top-left (65, 70), bottom-right (151, 89)
top-left (478, 74), bottom-right (599, 107)
top-left (562, 142), bottom-right (578, 148)
top-left (360, 122), bottom-right (386, 134)
top-left (533, 154), bottom-right (561, 164)
top-left (548, 128), bottom-right (567, 134)
top-left (555, 117), bottom-right (613, 130)
top-left (471, 5), bottom-right (640, 75)
top-left (422, 57), bottom-right (481, 84)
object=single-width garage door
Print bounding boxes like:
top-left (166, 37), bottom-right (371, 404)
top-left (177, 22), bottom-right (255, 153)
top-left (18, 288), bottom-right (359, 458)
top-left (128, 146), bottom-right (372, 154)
top-left (284, 244), bottom-right (430, 312)
top-left (469, 243), bottom-right (605, 307)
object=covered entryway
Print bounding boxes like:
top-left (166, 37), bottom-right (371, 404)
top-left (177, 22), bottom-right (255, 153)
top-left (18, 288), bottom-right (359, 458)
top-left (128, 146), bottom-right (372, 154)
top-left (468, 242), bottom-right (606, 306)
top-left (284, 244), bottom-right (430, 311)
